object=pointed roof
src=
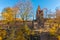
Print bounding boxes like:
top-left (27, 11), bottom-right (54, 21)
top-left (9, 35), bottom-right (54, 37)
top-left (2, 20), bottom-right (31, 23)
top-left (38, 5), bottom-right (41, 11)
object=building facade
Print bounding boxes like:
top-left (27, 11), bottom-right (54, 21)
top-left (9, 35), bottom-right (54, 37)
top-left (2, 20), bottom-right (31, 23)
top-left (35, 6), bottom-right (44, 29)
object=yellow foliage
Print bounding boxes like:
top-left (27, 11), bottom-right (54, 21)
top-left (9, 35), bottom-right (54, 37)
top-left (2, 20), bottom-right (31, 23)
top-left (31, 31), bottom-right (35, 35)
top-left (24, 24), bottom-right (31, 35)
top-left (49, 26), bottom-right (56, 35)
top-left (57, 36), bottom-right (60, 40)
top-left (49, 29), bottom-right (56, 34)
top-left (2, 30), bottom-right (6, 37)
top-left (2, 7), bottom-right (14, 22)
top-left (2, 12), bottom-right (14, 21)
top-left (0, 37), bottom-right (2, 40)
top-left (0, 30), bottom-right (7, 39)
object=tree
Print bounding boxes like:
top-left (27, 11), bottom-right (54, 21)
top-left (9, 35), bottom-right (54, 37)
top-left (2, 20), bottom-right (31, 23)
top-left (0, 29), bottom-right (7, 40)
top-left (2, 7), bottom-right (15, 22)
top-left (16, 0), bottom-right (33, 22)
top-left (1, 7), bottom-right (19, 40)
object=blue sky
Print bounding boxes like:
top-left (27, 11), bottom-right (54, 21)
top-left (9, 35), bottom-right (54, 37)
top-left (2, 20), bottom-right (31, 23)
top-left (0, 0), bottom-right (60, 12)
top-left (0, 0), bottom-right (60, 19)
top-left (0, 0), bottom-right (18, 13)
top-left (31, 0), bottom-right (60, 12)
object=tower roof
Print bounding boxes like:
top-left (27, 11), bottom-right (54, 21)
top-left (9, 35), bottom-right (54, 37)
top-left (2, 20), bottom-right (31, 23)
top-left (38, 5), bottom-right (41, 10)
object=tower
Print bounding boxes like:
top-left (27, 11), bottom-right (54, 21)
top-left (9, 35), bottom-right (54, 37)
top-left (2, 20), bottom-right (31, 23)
top-left (36, 6), bottom-right (44, 28)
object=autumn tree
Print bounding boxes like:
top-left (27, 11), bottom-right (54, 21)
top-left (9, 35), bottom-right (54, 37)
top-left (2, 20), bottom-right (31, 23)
top-left (1, 0), bottom-right (34, 40)
top-left (1, 7), bottom-right (19, 40)
top-left (2, 7), bottom-right (15, 23)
